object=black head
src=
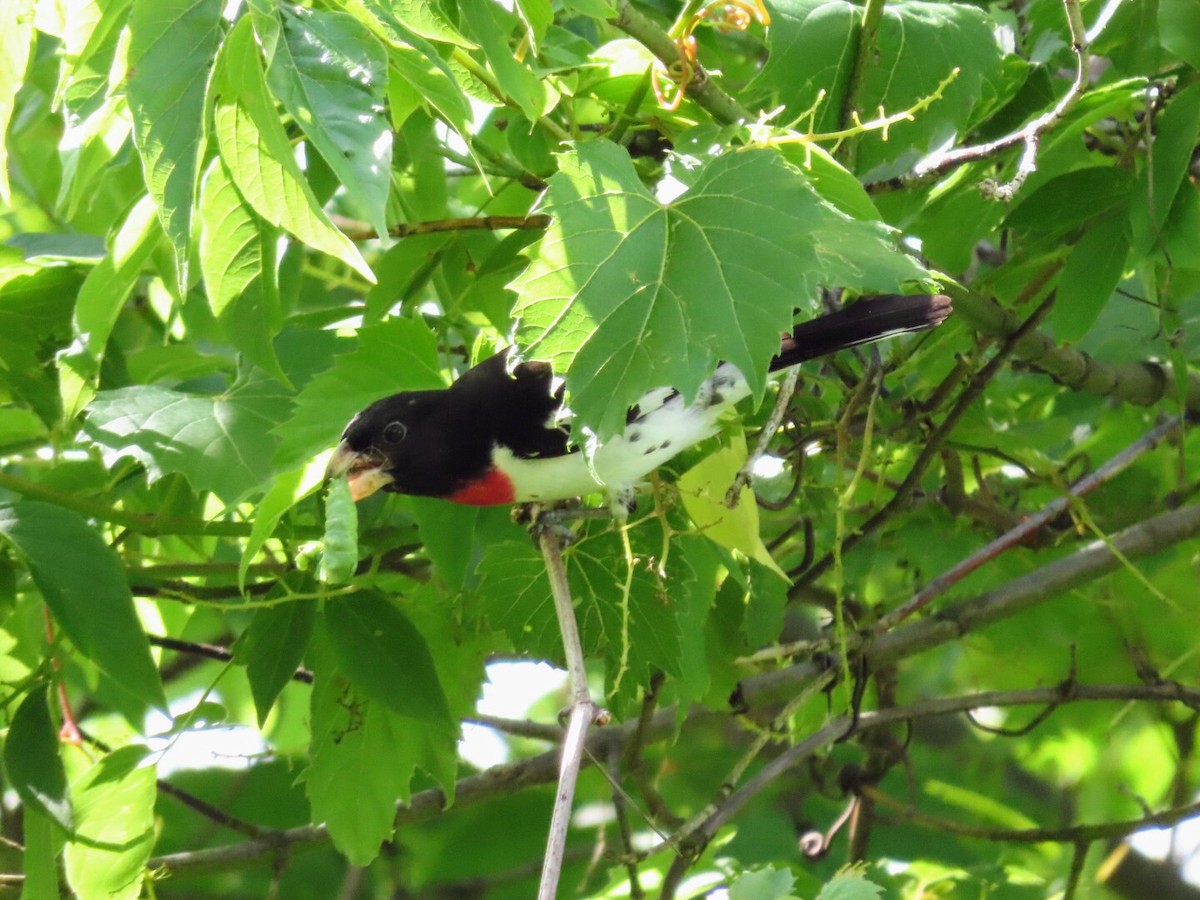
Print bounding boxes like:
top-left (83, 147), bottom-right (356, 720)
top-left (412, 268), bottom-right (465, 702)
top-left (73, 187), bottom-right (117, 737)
top-left (326, 352), bottom-right (571, 501)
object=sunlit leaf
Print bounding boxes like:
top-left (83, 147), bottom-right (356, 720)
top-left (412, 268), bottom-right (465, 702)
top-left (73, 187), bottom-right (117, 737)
top-left (126, 0), bottom-right (222, 294)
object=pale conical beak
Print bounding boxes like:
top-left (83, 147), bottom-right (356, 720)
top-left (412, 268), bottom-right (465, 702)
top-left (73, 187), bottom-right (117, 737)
top-left (326, 441), bottom-right (393, 501)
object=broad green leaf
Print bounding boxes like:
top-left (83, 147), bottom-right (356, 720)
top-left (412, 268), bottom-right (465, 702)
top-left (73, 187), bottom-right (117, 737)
top-left (678, 438), bottom-right (788, 581)
top-left (20, 805), bottom-right (60, 900)
top-left (729, 866), bottom-right (798, 900)
top-left (1050, 213), bottom-right (1129, 344)
top-left (5, 685), bottom-right (73, 832)
top-left (320, 476), bottom-right (358, 584)
top-left (273, 316), bottom-right (443, 470)
top-left (385, 0), bottom-right (473, 47)
top-left (212, 16), bottom-right (374, 283)
top-left (251, 3), bottom-right (392, 236)
top-left (0, 503), bottom-right (165, 710)
top-left (1159, 0), bottom-right (1200, 69)
top-left (513, 144), bottom-right (927, 436)
top-left (758, 0), bottom-right (1007, 171)
top-left (389, 39), bottom-right (472, 138)
top-left (514, 0), bottom-right (552, 53)
top-left (198, 157), bottom-right (287, 383)
top-left (58, 194), bottom-right (160, 421)
top-left (322, 591), bottom-right (453, 730)
top-left (82, 375), bottom-right (292, 502)
top-left (0, 0), bottom-right (35, 204)
top-left (408, 497), bottom-right (480, 590)
top-left (476, 530), bottom-right (684, 711)
top-left (126, 0), bottom-right (222, 294)
top-left (815, 872), bottom-right (885, 900)
top-left (63, 746), bottom-right (156, 900)
top-left (459, 1), bottom-right (554, 121)
top-left (305, 642), bottom-right (427, 865)
top-left (236, 588), bottom-right (316, 726)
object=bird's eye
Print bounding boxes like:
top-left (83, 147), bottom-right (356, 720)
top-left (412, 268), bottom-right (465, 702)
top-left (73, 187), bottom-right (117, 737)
top-left (382, 421), bottom-right (407, 444)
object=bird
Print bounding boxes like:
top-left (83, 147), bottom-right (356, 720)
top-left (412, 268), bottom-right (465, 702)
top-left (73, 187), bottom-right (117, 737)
top-left (326, 293), bottom-right (952, 508)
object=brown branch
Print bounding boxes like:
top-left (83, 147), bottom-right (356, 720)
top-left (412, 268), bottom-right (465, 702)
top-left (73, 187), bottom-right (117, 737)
top-left (336, 214), bottom-right (551, 243)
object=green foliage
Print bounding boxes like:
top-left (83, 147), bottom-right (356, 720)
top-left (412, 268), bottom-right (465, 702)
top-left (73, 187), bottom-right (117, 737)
top-left (1, 0), bottom-right (1198, 896)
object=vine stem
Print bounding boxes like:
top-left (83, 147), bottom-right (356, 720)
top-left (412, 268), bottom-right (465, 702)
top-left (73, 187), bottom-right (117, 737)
top-left (536, 524), bottom-right (603, 900)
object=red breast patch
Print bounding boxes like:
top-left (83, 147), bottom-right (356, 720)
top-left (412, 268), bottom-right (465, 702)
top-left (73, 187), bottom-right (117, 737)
top-left (448, 467), bottom-right (516, 506)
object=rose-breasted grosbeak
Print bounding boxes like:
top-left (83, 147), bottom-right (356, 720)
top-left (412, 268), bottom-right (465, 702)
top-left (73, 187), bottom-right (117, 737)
top-left (326, 293), bottom-right (951, 506)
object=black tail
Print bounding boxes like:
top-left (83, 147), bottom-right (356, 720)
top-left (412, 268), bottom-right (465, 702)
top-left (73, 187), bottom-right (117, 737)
top-left (770, 294), bottom-right (952, 372)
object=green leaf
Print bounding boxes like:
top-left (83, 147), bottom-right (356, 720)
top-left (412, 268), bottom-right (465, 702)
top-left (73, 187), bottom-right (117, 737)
top-left (0, 260), bottom-right (79, 425)
top-left (198, 158), bottom-right (287, 384)
top-left (251, 2), bottom-right (392, 237)
top-left (758, 0), bottom-right (1007, 171)
top-left (322, 591), bottom-right (453, 730)
top-left (212, 16), bottom-right (374, 283)
top-left (20, 805), bottom-right (60, 900)
top-left (57, 194), bottom-right (161, 421)
top-left (729, 866), bottom-right (798, 900)
top-left (1130, 81), bottom-right (1200, 255)
top-left (237, 589), bottom-right (316, 726)
top-left (0, 0), bottom-right (35, 204)
top-left (126, 0), bottom-right (223, 294)
top-left (320, 476), bottom-right (359, 584)
top-left (5, 685), bottom-right (73, 832)
top-left (1159, 0), bottom-right (1200, 69)
top-left (408, 498), bottom-right (482, 590)
top-left (305, 641), bottom-right (423, 865)
top-left (82, 375), bottom-right (291, 502)
top-left (0, 503), bottom-right (165, 710)
top-left (476, 531), bottom-right (683, 711)
top-left (63, 746), bottom-right (156, 900)
top-left (273, 316), bottom-right (443, 470)
top-left (815, 871), bottom-right (885, 900)
top-left (389, 39), bottom-right (472, 138)
top-left (513, 144), bottom-right (927, 436)
top-left (459, 1), bottom-right (553, 121)
top-left (678, 438), bottom-right (788, 580)
top-left (1050, 213), bottom-right (1129, 344)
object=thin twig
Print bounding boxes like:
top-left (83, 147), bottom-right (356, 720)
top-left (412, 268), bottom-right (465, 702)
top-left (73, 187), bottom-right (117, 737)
top-left (911, 0), bottom-right (1092, 195)
top-left (536, 525), bottom-right (603, 900)
top-left (726, 366), bottom-right (801, 507)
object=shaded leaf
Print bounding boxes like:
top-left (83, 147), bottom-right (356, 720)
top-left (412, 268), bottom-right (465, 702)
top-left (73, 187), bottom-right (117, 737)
top-left (0, 502), bottom-right (165, 710)
top-left (1051, 213), bottom-right (1129, 344)
top-left (5, 684), bottom-right (73, 832)
top-left (322, 591), bottom-right (453, 730)
top-left (237, 587), bottom-right (316, 726)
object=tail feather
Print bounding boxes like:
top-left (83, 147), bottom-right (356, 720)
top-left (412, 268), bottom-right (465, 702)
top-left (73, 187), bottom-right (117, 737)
top-left (771, 294), bottom-right (952, 372)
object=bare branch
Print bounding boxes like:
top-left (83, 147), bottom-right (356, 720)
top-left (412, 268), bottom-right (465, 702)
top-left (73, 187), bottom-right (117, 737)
top-left (911, 0), bottom-right (1092, 195)
top-left (874, 415), bottom-right (1185, 631)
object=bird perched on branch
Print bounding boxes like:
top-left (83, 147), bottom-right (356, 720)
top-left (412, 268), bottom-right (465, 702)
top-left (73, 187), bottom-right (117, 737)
top-left (326, 293), bottom-right (951, 507)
